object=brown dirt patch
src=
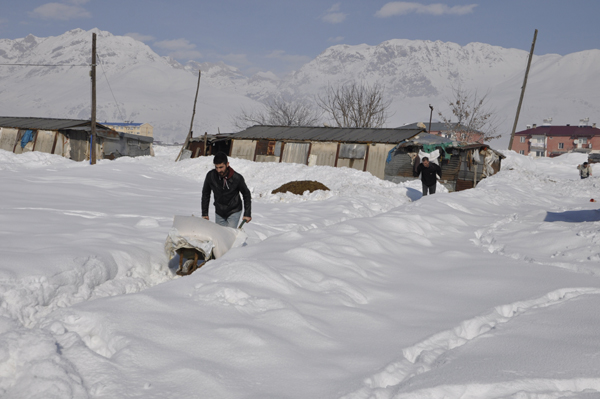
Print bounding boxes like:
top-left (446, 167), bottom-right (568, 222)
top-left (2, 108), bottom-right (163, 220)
top-left (272, 180), bottom-right (330, 195)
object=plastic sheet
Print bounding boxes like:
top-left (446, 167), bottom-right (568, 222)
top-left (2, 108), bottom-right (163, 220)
top-left (164, 215), bottom-right (247, 260)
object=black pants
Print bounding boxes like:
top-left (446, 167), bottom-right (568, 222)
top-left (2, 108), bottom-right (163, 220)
top-left (422, 182), bottom-right (436, 195)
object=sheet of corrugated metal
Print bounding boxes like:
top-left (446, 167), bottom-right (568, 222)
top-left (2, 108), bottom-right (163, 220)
top-left (281, 142), bottom-right (310, 164)
top-left (232, 125), bottom-right (423, 144)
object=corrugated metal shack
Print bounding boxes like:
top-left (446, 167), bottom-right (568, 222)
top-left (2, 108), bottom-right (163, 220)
top-left (228, 125), bottom-right (424, 179)
top-left (179, 133), bottom-right (233, 160)
top-left (0, 117), bottom-right (153, 161)
top-left (384, 133), bottom-right (505, 192)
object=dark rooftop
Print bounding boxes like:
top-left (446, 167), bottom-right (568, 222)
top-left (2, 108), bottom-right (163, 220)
top-left (232, 125), bottom-right (424, 144)
top-left (401, 122), bottom-right (475, 133)
top-left (515, 125), bottom-right (600, 137)
top-left (0, 116), bottom-right (111, 131)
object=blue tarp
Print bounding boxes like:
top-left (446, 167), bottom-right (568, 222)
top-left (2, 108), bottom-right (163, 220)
top-left (20, 130), bottom-right (34, 148)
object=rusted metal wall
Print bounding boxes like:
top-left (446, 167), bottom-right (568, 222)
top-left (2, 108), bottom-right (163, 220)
top-left (188, 141), bottom-right (205, 158)
top-left (254, 139), bottom-right (282, 163)
top-left (230, 140), bottom-right (257, 160)
top-left (68, 130), bottom-right (88, 162)
top-left (309, 142), bottom-right (337, 166)
top-left (281, 142), bottom-right (310, 164)
top-left (365, 143), bottom-right (396, 179)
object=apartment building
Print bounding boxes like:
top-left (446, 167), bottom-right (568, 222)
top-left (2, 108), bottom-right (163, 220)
top-left (510, 119), bottom-right (599, 157)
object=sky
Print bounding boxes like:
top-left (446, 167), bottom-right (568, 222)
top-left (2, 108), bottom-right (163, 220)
top-left (1, 0), bottom-right (600, 76)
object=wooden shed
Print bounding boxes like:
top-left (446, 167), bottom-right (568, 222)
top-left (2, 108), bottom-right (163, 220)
top-left (0, 117), bottom-right (153, 161)
top-left (228, 125), bottom-right (424, 179)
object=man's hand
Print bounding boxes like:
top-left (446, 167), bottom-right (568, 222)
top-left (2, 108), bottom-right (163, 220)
top-left (202, 216), bottom-right (209, 220)
top-left (243, 216), bottom-right (252, 223)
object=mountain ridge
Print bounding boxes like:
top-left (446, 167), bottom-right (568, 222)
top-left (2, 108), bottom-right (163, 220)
top-left (1, 28), bottom-right (598, 147)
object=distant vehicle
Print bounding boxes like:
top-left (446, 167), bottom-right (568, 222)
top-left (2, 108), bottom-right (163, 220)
top-left (588, 153), bottom-right (600, 164)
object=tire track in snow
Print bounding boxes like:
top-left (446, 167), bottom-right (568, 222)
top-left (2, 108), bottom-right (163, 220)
top-left (391, 377), bottom-right (600, 399)
top-left (340, 287), bottom-right (600, 399)
top-left (471, 212), bottom-right (600, 275)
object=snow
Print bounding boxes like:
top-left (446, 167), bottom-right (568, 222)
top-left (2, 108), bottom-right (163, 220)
top-left (0, 146), bottom-right (599, 398)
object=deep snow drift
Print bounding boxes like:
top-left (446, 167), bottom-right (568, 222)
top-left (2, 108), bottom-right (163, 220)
top-left (0, 147), bottom-right (599, 398)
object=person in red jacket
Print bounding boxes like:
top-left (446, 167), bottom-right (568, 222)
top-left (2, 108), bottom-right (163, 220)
top-left (416, 157), bottom-right (442, 196)
top-left (201, 152), bottom-right (252, 228)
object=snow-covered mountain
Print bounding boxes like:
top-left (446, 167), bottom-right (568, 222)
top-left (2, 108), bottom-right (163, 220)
top-left (1, 28), bottom-right (599, 147)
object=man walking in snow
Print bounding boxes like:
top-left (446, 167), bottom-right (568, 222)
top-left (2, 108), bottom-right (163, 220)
top-left (202, 152), bottom-right (252, 228)
top-left (416, 156), bottom-right (442, 196)
top-left (577, 162), bottom-right (592, 179)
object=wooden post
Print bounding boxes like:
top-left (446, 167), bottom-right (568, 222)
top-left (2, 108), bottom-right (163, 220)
top-left (363, 143), bottom-right (370, 172)
top-left (31, 130), bottom-right (39, 151)
top-left (175, 70), bottom-right (201, 161)
top-left (428, 104), bottom-right (433, 133)
top-left (203, 132), bottom-right (208, 156)
top-left (91, 32), bottom-right (97, 165)
top-left (508, 29), bottom-right (537, 151)
top-left (50, 131), bottom-right (59, 154)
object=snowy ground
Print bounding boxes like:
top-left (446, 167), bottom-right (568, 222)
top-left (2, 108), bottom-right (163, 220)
top-left (0, 146), bottom-right (599, 399)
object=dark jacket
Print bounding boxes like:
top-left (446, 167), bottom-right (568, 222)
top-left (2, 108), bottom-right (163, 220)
top-left (416, 162), bottom-right (442, 186)
top-left (202, 168), bottom-right (251, 218)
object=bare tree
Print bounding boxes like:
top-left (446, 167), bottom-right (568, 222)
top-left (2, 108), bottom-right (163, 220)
top-left (233, 97), bottom-right (321, 131)
top-left (316, 82), bottom-right (392, 128)
top-left (438, 85), bottom-right (502, 143)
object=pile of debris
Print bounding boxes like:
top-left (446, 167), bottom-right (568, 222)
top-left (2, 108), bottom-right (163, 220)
top-left (272, 180), bottom-right (330, 195)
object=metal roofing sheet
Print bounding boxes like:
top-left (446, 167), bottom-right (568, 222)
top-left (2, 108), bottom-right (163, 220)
top-left (515, 125), bottom-right (600, 137)
top-left (104, 122), bottom-right (143, 127)
top-left (0, 116), bottom-right (110, 131)
top-left (231, 125), bottom-right (423, 144)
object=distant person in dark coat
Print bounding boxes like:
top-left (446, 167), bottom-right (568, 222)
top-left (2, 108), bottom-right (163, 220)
top-left (202, 152), bottom-right (252, 228)
top-left (416, 157), bottom-right (442, 196)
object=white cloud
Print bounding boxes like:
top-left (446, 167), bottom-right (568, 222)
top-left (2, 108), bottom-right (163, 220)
top-left (219, 53), bottom-right (251, 66)
top-left (328, 36), bottom-right (345, 43)
top-left (153, 38), bottom-right (201, 60)
top-left (125, 33), bottom-right (155, 43)
top-left (375, 2), bottom-right (477, 17)
top-left (154, 38), bottom-right (197, 51)
top-left (168, 50), bottom-right (203, 60)
top-left (321, 2), bottom-right (348, 24)
top-left (29, 1), bottom-right (91, 20)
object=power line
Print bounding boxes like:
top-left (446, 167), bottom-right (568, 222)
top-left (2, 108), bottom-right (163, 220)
top-left (0, 63), bottom-right (90, 67)
top-left (96, 52), bottom-right (125, 122)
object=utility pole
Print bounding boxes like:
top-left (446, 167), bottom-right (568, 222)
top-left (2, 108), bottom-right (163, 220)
top-left (508, 29), bottom-right (537, 151)
top-left (428, 104), bottom-right (434, 133)
top-left (90, 32), bottom-right (97, 164)
top-left (175, 70), bottom-right (201, 162)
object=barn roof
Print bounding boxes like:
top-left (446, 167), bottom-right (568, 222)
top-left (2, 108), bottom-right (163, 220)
top-left (232, 125), bottom-right (424, 144)
top-left (0, 116), bottom-right (111, 131)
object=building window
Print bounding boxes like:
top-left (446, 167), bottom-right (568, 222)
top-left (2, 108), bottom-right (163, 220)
top-left (558, 143), bottom-right (564, 149)
top-left (536, 151), bottom-right (545, 157)
top-left (520, 136), bottom-right (526, 143)
top-left (519, 150), bottom-right (525, 155)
